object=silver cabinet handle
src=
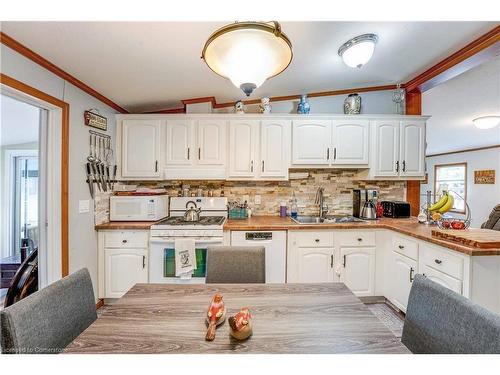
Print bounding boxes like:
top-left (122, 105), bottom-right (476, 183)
top-left (250, 160), bottom-right (254, 172)
top-left (398, 245), bottom-right (404, 249)
top-left (122, 239), bottom-right (128, 243)
top-left (396, 161), bottom-right (400, 172)
top-left (262, 160), bottom-right (264, 172)
top-left (315, 239), bottom-right (320, 243)
top-left (155, 160), bottom-right (158, 172)
top-left (187, 148), bottom-right (190, 160)
top-left (343, 255), bottom-right (346, 268)
top-left (409, 267), bottom-right (414, 282)
top-left (402, 160), bottom-right (406, 172)
top-left (142, 255), bottom-right (146, 269)
top-left (434, 259), bottom-right (442, 264)
top-left (198, 148), bottom-right (201, 160)
top-left (357, 238), bottom-right (363, 242)
top-left (330, 254), bottom-right (334, 268)
top-left (334, 147), bottom-right (337, 160)
top-left (327, 148), bottom-right (330, 160)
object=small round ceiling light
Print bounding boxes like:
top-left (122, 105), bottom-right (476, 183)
top-left (338, 34), bottom-right (378, 68)
top-left (202, 21), bottom-right (293, 96)
top-left (473, 116), bottom-right (500, 129)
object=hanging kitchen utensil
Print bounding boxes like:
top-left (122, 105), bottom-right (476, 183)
top-left (91, 134), bottom-right (101, 192)
top-left (99, 136), bottom-right (107, 192)
top-left (85, 162), bottom-right (94, 198)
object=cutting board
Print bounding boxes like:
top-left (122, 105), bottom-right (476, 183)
top-left (431, 228), bottom-right (500, 249)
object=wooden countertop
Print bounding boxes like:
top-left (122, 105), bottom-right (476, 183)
top-left (64, 283), bottom-right (409, 354)
top-left (225, 216), bottom-right (500, 256)
top-left (95, 217), bottom-right (500, 256)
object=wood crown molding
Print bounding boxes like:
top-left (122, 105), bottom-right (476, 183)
top-left (403, 25), bottom-right (500, 93)
top-left (426, 144), bottom-right (500, 158)
top-left (1, 73), bottom-right (70, 277)
top-left (1, 32), bottom-right (129, 114)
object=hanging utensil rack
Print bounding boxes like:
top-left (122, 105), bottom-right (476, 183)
top-left (84, 130), bottom-right (117, 199)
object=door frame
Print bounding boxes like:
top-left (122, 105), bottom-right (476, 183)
top-left (1, 73), bottom-right (69, 283)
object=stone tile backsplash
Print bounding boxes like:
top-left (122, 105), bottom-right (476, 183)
top-left (95, 169), bottom-right (406, 222)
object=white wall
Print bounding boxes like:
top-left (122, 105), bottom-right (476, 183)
top-left (423, 57), bottom-right (500, 155)
top-left (213, 90), bottom-right (401, 114)
top-left (1, 44), bottom-right (118, 298)
top-left (420, 147), bottom-right (500, 228)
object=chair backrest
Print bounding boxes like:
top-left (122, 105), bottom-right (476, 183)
top-left (402, 274), bottom-right (500, 354)
top-left (1, 268), bottom-right (97, 354)
top-left (206, 246), bottom-right (265, 284)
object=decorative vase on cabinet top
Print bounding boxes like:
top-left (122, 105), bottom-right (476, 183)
top-left (234, 100), bottom-right (245, 114)
top-left (344, 93), bottom-right (361, 115)
top-left (297, 94), bottom-right (311, 114)
top-left (259, 97), bottom-right (271, 114)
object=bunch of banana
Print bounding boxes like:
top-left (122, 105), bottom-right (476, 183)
top-left (428, 191), bottom-right (454, 214)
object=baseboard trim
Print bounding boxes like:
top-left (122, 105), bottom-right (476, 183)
top-left (96, 299), bottom-right (104, 310)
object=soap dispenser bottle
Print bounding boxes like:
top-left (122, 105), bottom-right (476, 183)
top-left (290, 192), bottom-right (298, 219)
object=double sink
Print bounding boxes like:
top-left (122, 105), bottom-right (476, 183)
top-left (291, 215), bottom-right (368, 224)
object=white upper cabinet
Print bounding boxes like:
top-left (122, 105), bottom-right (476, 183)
top-left (292, 120), bottom-right (332, 165)
top-left (371, 119), bottom-right (425, 179)
top-left (400, 120), bottom-right (426, 177)
top-left (228, 120), bottom-right (259, 178)
top-left (165, 119), bottom-right (193, 166)
top-left (332, 120), bottom-right (369, 165)
top-left (373, 120), bottom-right (400, 177)
top-left (260, 120), bottom-right (291, 179)
top-left (121, 119), bottom-right (161, 178)
top-left (197, 120), bottom-right (226, 166)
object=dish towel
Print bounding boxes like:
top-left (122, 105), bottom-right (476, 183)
top-left (174, 238), bottom-right (197, 278)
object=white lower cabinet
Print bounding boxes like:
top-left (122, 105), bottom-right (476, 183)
top-left (98, 230), bottom-right (149, 299)
top-left (421, 264), bottom-right (462, 294)
top-left (287, 231), bottom-right (334, 283)
top-left (339, 247), bottom-right (375, 297)
top-left (389, 251), bottom-right (417, 312)
top-left (104, 248), bottom-right (148, 298)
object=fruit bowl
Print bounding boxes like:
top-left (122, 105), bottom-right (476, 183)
top-left (437, 217), bottom-right (470, 230)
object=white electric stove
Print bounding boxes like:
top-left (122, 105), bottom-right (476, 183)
top-left (149, 197), bottom-right (227, 283)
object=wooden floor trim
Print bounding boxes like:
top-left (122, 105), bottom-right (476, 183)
top-left (426, 144), bottom-right (500, 158)
top-left (1, 32), bottom-right (129, 114)
top-left (0, 73), bottom-right (70, 277)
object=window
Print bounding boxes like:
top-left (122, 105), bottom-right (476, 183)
top-left (434, 163), bottom-right (467, 214)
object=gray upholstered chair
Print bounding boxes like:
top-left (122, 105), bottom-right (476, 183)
top-left (206, 246), bottom-right (265, 283)
top-left (1, 268), bottom-right (97, 354)
top-left (402, 274), bottom-right (500, 354)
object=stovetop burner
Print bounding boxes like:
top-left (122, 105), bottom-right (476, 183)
top-left (155, 216), bottom-right (226, 226)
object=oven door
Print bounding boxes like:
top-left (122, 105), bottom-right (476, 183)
top-left (149, 237), bottom-right (223, 284)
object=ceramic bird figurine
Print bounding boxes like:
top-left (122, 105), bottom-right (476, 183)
top-left (228, 307), bottom-right (253, 340)
top-left (205, 293), bottom-right (226, 341)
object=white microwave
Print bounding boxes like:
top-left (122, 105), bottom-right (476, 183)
top-left (110, 195), bottom-right (169, 221)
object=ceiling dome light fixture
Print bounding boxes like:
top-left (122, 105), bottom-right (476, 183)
top-left (473, 116), bottom-right (500, 129)
top-left (338, 34), bottom-right (378, 68)
top-left (201, 21), bottom-right (293, 96)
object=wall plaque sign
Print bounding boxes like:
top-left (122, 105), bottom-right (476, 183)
top-left (474, 170), bottom-right (495, 184)
top-left (84, 109), bottom-right (107, 131)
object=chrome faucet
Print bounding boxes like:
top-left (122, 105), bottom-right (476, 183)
top-left (315, 187), bottom-right (329, 219)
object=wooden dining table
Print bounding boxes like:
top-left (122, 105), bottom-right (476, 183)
top-left (64, 283), bottom-right (410, 354)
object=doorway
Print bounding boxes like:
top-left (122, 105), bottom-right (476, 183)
top-left (0, 93), bottom-right (45, 305)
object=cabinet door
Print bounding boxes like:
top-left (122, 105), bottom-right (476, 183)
top-left (197, 120), bottom-right (226, 166)
top-left (297, 247), bottom-right (334, 283)
top-left (373, 120), bottom-right (400, 177)
top-left (165, 119), bottom-right (193, 166)
top-left (228, 120), bottom-right (259, 178)
top-left (104, 248), bottom-right (148, 298)
top-left (121, 120), bottom-right (161, 178)
top-left (389, 251), bottom-right (417, 312)
top-left (332, 120), bottom-right (369, 164)
top-left (260, 120), bottom-right (290, 178)
top-left (340, 247), bottom-right (375, 296)
top-left (421, 265), bottom-right (462, 294)
top-left (292, 120), bottom-right (332, 165)
top-left (400, 120), bottom-right (426, 177)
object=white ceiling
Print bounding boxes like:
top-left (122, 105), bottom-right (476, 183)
top-left (0, 94), bottom-right (40, 146)
top-left (1, 21), bottom-right (497, 112)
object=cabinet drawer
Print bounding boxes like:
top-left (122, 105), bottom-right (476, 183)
top-left (104, 231), bottom-right (149, 248)
top-left (392, 236), bottom-right (419, 261)
top-left (422, 245), bottom-right (463, 280)
top-left (336, 231), bottom-right (375, 247)
top-left (294, 231), bottom-right (334, 247)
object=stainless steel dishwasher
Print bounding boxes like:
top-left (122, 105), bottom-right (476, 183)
top-left (230, 231), bottom-right (287, 283)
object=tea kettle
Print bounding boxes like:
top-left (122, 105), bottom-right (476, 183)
top-left (184, 201), bottom-right (202, 222)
